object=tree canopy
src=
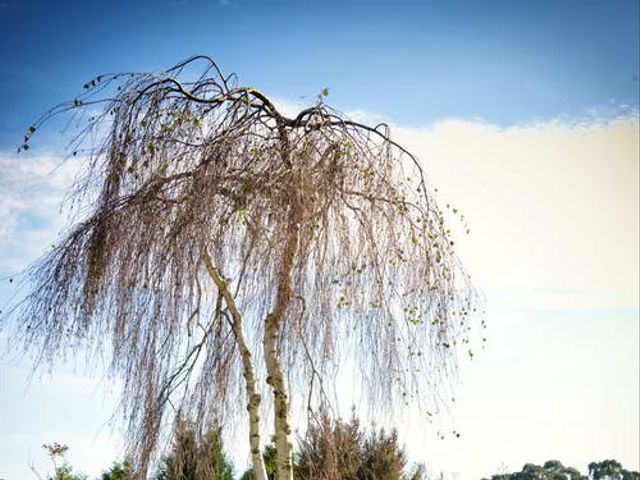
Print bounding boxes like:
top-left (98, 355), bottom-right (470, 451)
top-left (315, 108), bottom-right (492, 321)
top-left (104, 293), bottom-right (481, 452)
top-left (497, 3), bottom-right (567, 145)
top-left (155, 417), bottom-right (234, 480)
top-left (482, 459), bottom-right (640, 480)
top-left (9, 55), bottom-right (477, 479)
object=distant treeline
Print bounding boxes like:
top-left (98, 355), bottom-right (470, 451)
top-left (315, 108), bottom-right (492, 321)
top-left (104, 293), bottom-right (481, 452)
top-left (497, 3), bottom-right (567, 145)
top-left (482, 459), bottom-right (639, 480)
top-left (37, 415), bottom-right (638, 480)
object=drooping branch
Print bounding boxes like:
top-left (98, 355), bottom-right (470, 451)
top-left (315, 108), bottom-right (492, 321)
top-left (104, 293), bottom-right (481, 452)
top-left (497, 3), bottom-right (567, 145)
top-left (8, 55), bottom-right (478, 477)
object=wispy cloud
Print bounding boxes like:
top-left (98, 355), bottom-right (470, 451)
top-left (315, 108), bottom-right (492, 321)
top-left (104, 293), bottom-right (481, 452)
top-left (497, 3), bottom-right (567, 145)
top-left (0, 150), bottom-right (80, 274)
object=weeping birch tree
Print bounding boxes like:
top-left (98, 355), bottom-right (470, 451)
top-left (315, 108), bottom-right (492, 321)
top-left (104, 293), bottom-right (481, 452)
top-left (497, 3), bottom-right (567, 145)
top-left (9, 56), bottom-right (477, 480)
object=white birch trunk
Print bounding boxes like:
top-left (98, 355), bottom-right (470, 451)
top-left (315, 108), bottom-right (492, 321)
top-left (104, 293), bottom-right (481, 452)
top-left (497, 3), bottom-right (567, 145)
top-left (264, 314), bottom-right (295, 480)
top-left (202, 249), bottom-right (268, 480)
top-left (263, 211), bottom-right (300, 480)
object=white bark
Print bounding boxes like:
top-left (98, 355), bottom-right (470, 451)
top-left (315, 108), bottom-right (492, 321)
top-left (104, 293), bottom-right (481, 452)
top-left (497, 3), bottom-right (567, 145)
top-left (202, 248), bottom-right (268, 480)
top-left (264, 313), bottom-right (295, 480)
top-left (263, 211), bottom-right (300, 480)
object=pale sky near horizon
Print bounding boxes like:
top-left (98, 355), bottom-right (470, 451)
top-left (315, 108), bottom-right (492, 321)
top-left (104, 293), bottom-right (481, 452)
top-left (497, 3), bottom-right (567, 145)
top-left (1, 1), bottom-right (639, 479)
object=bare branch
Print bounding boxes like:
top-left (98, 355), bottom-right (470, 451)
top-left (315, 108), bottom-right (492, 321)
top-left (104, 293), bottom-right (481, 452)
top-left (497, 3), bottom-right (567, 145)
top-left (7, 56), bottom-right (479, 479)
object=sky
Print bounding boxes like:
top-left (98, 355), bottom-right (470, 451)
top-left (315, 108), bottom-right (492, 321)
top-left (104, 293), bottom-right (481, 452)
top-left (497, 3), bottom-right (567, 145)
top-left (0, 0), bottom-right (639, 479)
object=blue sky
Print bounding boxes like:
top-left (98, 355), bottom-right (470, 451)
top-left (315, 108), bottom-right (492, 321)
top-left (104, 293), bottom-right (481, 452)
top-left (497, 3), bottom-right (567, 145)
top-left (0, 0), bottom-right (638, 147)
top-left (0, 1), bottom-right (639, 479)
